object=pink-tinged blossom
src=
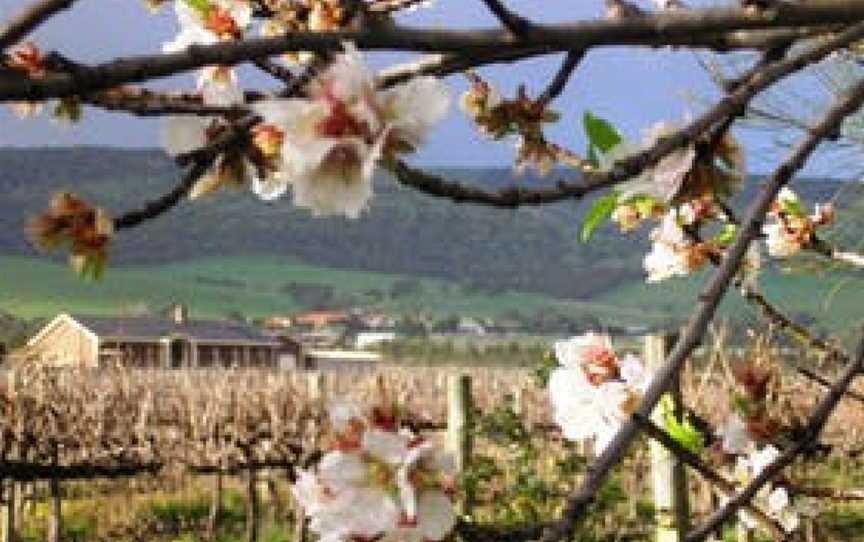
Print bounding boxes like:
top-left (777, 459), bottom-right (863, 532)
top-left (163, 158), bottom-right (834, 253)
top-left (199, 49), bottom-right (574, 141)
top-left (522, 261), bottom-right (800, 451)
top-left (163, 0), bottom-right (252, 53)
top-left (293, 401), bottom-right (455, 542)
top-left (643, 209), bottom-right (706, 283)
top-left (549, 333), bottom-right (651, 455)
top-left (602, 123), bottom-right (696, 204)
top-left (253, 44), bottom-right (450, 218)
top-left (717, 414), bottom-right (753, 455)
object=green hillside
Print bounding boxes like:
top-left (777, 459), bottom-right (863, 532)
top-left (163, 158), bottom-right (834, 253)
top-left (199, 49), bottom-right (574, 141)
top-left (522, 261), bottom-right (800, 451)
top-left (0, 255), bottom-right (673, 328)
top-left (2, 147), bottom-right (864, 335)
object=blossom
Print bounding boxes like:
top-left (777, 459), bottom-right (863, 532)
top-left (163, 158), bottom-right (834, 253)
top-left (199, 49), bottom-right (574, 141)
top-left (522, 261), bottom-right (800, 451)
top-left (603, 123), bottom-right (696, 204)
top-left (253, 44), bottom-right (449, 218)
top-left (294, 401), bottom-right (455, 542)
top-left (643, 209), bottom-right (709, 282)
top-left (732, 445), bottom-right (801, 533)
top-left (28, 192), bottom-right (114, 277)
top-left (549, 333), bottom-right (650, 454)
top-left (197, 65), bottom-right (243, 106)
top-left (163, 0), bottom-right (252, 53)
top-left (161, 115), bottom-right (286, 199)
top-left (763, 222), bottom-right (801, 258)
top-left (717, 414), bottom-right (753, 455)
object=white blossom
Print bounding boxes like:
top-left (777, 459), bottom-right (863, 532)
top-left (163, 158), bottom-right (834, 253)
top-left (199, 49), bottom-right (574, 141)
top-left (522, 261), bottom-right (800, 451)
top-left (294, 402), bottom-right (455, 542)
top-left (643, 209), bottom-right (703, 282)
top-left (549, 333), bottom-right (650, 455)
top-left (253, 44), bottom-right (449, 218)
top-left (163, 0), bottom-right (252, 53)
top-left (717, 414), bottom-right (753, 455)
top-left (604, 123), bottom-right (696, 204)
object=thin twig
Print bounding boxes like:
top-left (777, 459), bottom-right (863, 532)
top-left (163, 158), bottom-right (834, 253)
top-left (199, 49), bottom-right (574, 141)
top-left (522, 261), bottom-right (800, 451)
top-left (389, 22), bottom-right (864, 209)
top-left (478, 0), bottom-right (534, 35)
top-left (114, 115), bottom-right (258, 230)
top-left (537, 50), bottom-right (585, 106)
top-left (0, 0), bottom-right (76, 51)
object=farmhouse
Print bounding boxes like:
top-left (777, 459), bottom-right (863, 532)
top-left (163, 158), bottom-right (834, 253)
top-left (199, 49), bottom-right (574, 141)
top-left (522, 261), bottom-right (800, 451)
top-left (26, 306), bottom-right (287, 369)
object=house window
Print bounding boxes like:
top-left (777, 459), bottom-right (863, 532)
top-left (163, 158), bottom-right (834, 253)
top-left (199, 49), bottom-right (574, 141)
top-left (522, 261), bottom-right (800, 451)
top-left (198, 345), bottom-right (214, 368)
top-left (169, 339), bottom-right (187, 369)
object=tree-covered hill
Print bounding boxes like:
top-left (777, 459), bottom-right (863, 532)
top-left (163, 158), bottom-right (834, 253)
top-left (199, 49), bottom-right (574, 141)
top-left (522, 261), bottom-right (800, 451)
top-left (1, 147), bottom-right (862, 306)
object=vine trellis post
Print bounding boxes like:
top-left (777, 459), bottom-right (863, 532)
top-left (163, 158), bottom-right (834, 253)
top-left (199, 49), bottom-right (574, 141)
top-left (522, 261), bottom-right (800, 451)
top-left (446, 372), bottom-right (474, 516)
top-left (0, 480), bottom-right (13, 542)
top-left (645, 333), bottom-right (691, 542)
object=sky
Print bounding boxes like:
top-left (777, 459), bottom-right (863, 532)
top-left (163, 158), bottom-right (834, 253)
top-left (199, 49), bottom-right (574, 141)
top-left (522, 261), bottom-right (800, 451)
top-left (0, 0), bottom-right (851, 174)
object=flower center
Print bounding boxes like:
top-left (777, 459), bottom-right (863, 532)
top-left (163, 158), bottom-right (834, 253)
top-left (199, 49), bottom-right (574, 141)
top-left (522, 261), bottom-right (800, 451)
top-left (205, 7), bottom-right (241, 39)
top-left (582, 345), bottom-right (619, 385)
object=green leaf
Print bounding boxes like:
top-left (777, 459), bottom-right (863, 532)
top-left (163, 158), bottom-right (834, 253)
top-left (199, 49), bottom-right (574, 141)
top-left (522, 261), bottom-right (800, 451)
top-left (583, 111), bottom-right (622, 154)
top-left (580, 192), bottom-right (618, 243)
top-left (715, 224), bottom-right (737, 246)
top-left (660, 394), bottom-right (705, 453)
top-left (183, 0), bottom-right (210, 14)
top-left (782, 198), bottom-right (807, 218)
top-left (631, 194), bottom-right (658, 216)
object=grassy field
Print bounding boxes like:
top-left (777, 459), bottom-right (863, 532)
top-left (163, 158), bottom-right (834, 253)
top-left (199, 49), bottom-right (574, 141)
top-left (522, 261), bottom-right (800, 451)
top-left (0, 255), bottom-right (672, 326)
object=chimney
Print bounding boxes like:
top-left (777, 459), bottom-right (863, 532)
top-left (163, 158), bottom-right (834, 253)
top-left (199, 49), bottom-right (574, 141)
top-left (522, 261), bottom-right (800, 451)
top-left (170, 304), bottom-right (188, 325)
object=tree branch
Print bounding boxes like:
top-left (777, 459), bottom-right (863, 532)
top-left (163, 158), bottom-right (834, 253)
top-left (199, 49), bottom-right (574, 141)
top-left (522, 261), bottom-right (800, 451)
top-left (686, 328), bottom-right (864, 542)
top-left (113, 115), bottom-right (258, 230)
top-left (0, 6), bottom-right (859, 101)
top-left (537, 50), bottom-right (585, 106)
top-left (478, 0), bottom-right (534, 35)
top-left (0, 0), bottom-right (76, 51)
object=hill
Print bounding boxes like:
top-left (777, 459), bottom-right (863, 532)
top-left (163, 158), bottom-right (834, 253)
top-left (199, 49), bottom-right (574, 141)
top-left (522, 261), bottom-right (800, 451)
top-left (2, 147), bottom-right (864, 336)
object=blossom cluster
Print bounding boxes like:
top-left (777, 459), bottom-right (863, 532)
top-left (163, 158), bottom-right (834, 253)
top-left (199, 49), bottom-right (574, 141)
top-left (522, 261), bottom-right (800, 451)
top-left (163, 44), bottom-right (450, 218)
top-left (547, 332), bottom-right (650, 454)
top-left (714, 359), bottom-right (806, 534)
top-left (292, 401), bottom-right (456, 542)
top-left (27, 192), bottom-right (114, 279)
top-left (762, 187), bottom-right (834, 258)
top-left (459, 74), bottom-right (561, 175)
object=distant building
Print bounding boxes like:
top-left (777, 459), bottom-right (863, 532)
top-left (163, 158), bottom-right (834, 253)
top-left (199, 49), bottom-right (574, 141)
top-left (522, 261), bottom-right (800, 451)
top-left (457, 316), bottom-right (486, 336)
top-left (26, 308), bottom-right (283, 369)
top-left (305, 349), bottom-right (382, 371)
top-left (355, 331), bottom-right (397, 350)
top-left (292, 310), bottom-right (349, 329)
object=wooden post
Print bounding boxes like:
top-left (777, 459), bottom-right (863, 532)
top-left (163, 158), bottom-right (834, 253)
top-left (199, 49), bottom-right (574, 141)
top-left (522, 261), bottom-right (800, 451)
top-left (1, 480), bottom-right (14, 542)
top-left (10, 485), bottom-right (21, 540)
top-left (644, 333), bottom-right (690, 542)
top-left (207, 473), bottom-right (222, 540)
top-left (246, 465), bottom-right (259, 542)
top-left (47, 477), bottom-right (61, 542)
top-left (446, 373), bottom-right (472, 514)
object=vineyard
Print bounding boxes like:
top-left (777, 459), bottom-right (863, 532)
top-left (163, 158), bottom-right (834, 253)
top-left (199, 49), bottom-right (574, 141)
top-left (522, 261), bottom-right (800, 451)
top-left (3, 334), bottom-right (864, 542)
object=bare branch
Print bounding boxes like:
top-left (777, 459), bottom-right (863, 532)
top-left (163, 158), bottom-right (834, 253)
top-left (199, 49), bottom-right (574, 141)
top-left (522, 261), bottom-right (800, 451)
top-left (686, 328), bottom-right (864, 541)
top-left (0, 0), bottom-right (77, 51)
top-left (537, 50), bottom-right (585, 106)
top-left (83, 87), bottom-right (251, 117)
top-left (0, 5), bottom-right (860, 102)
top-left (477, 0), bottom-right (534, 35)
top-left (253, 59), bottom-right (296, 85)
top-left (113, 116), bottom-right (258, 230)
